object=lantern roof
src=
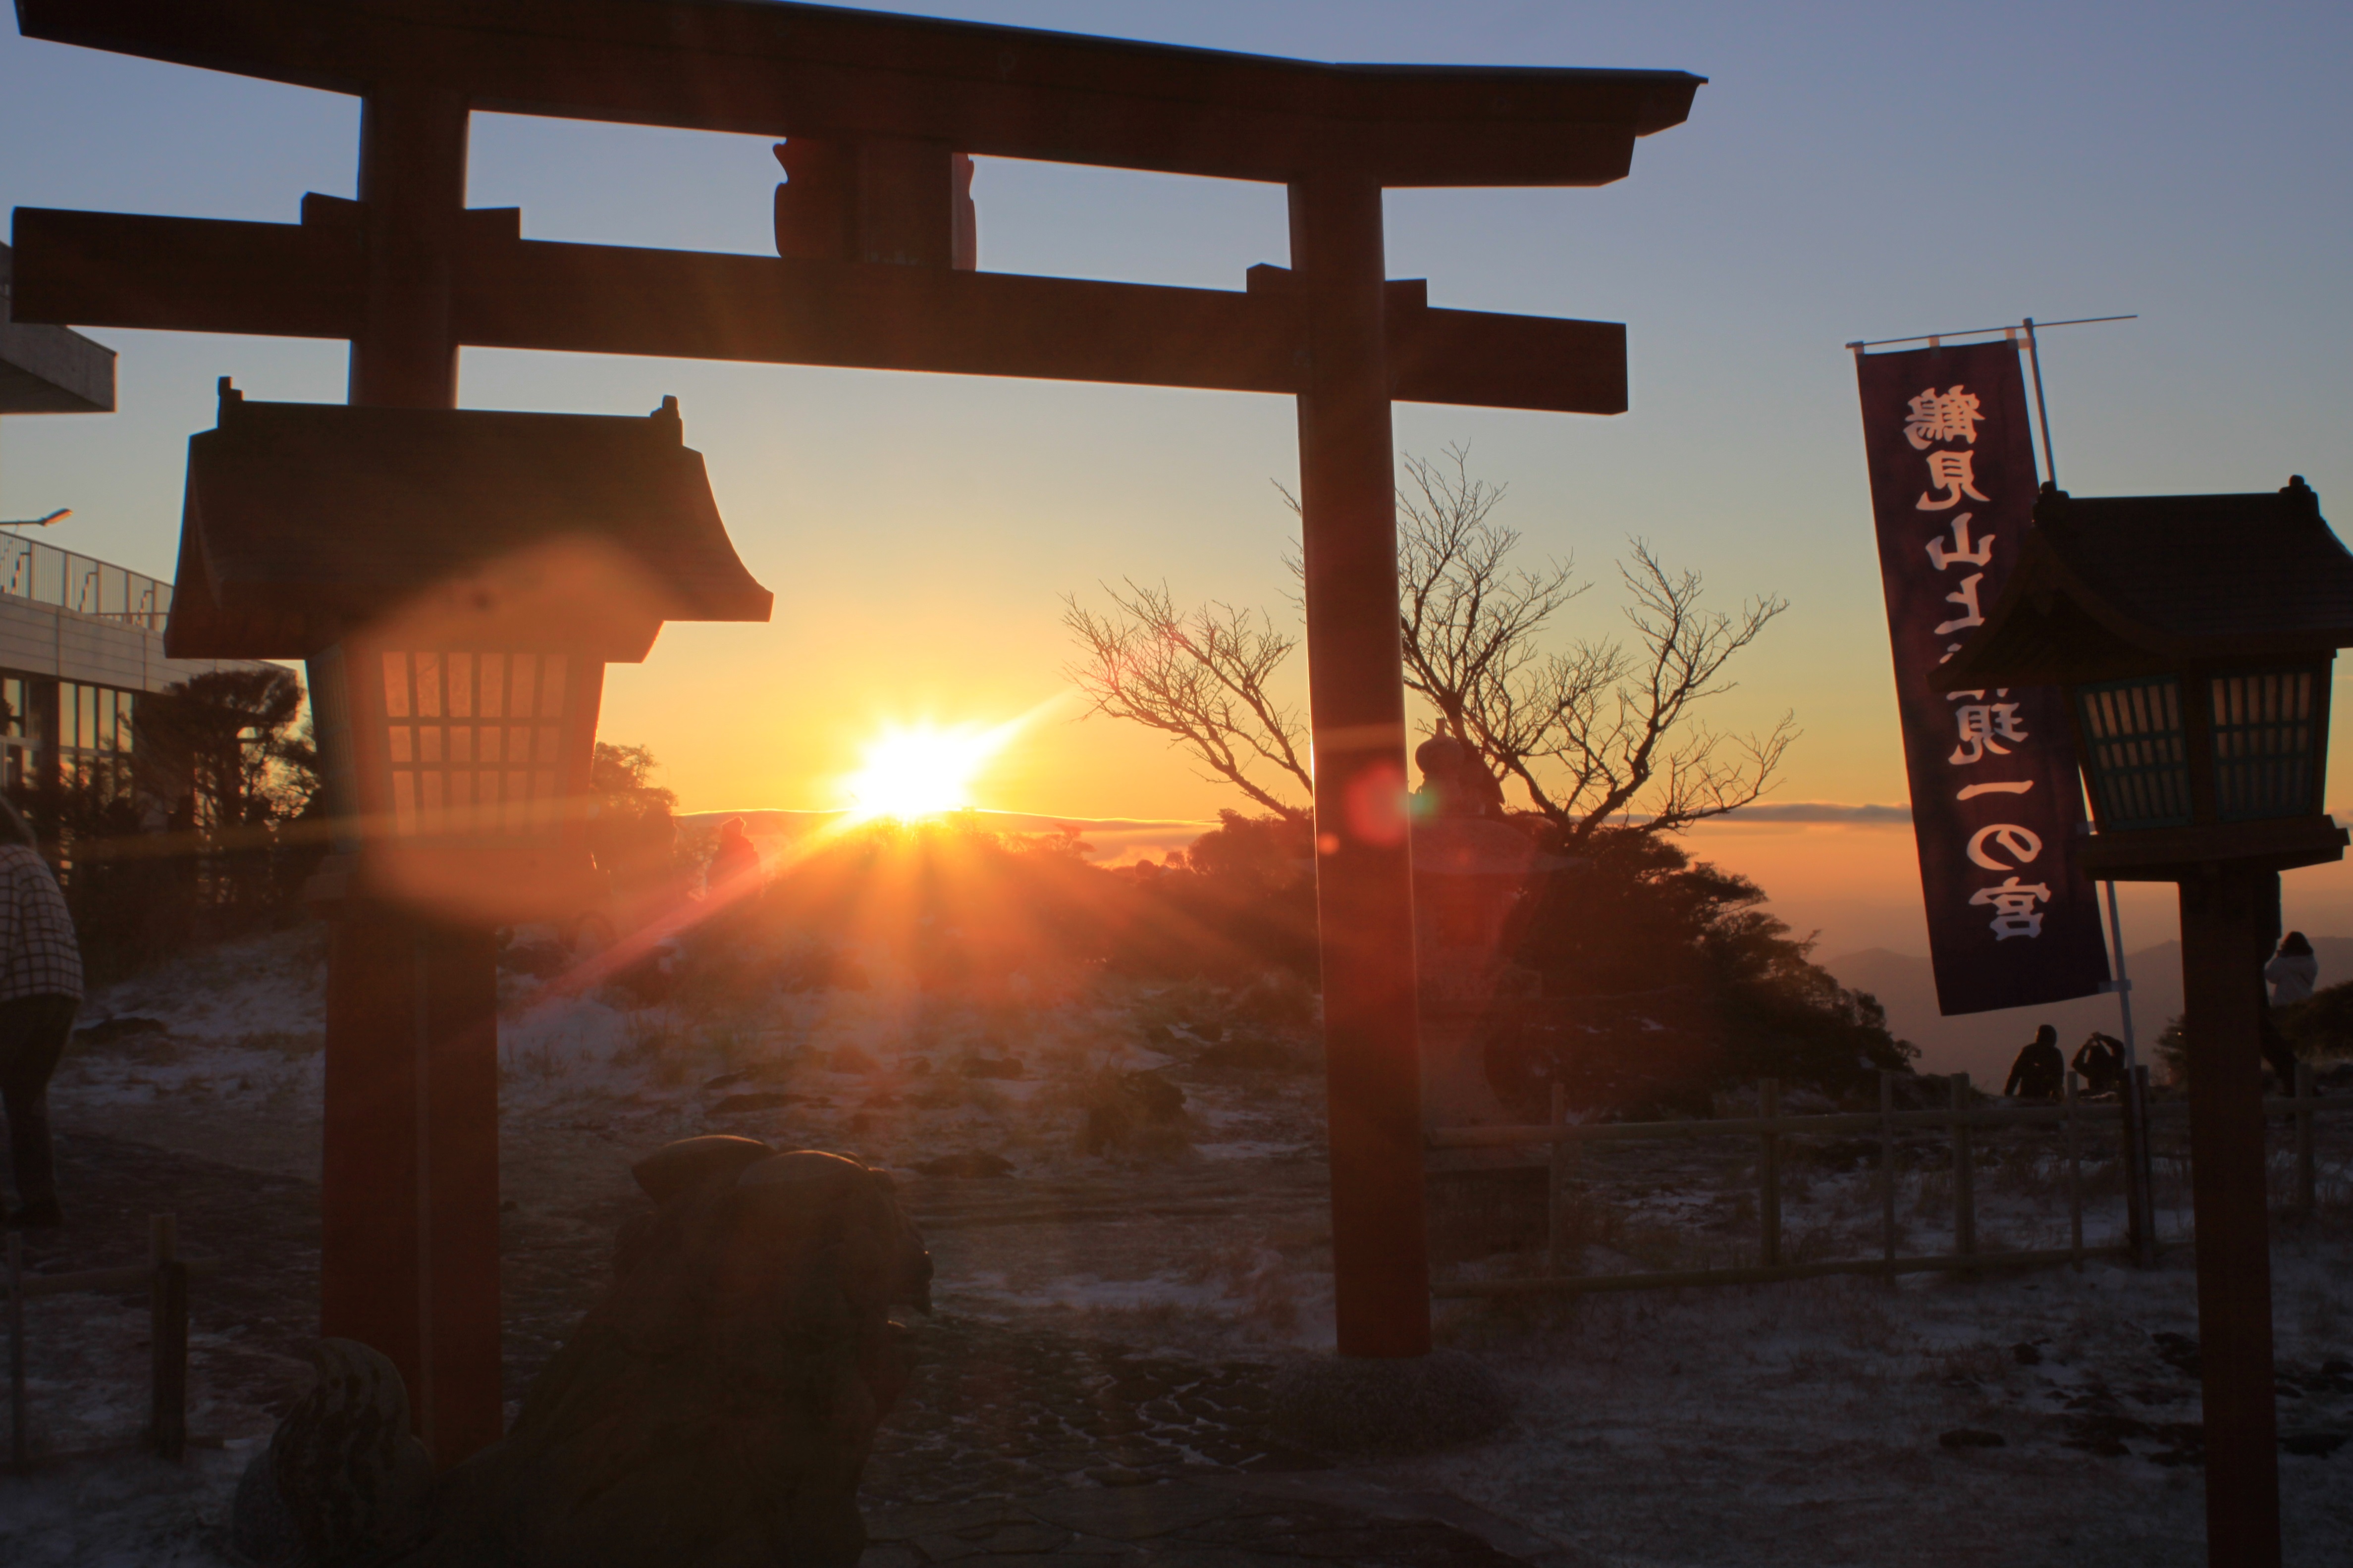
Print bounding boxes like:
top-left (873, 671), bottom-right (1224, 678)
top-left (165, 386), bottom-right (772, 659)
top-left (1943, 477), bottom-right (2353, 690)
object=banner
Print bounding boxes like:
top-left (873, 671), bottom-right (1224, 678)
top-left (1856, 339), bottom-right (2109, 1016)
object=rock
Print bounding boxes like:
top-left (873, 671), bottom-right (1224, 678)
top-left (915, 1151), bottom-right (1016, 1179)
top-left (1938, 1428), bottom-right (2007, 1449)
top-left (1195, 1034), bottom-right (1303, 1072)
top-left (627, 1134), bottom-right (774, 1203)
top-left (959, 1055), bottom-right (1026, 1080)
top-left (73, 1015), bottom-right (167, 1045)
top-left (709, 1091), bottom-right (797, 1114)
top-left (1079, 1071), bottom-right (1189, 1157)
top-left (1085, 1465), bottom-right (1150, 1487)
top-left (414, 1148), bottom-right (931, 1566)
top-left (229, 1339), bottom-right (431, 1567)
top-left (229, 1146), bottom-right (935, 1568)
top-left (1270, 1349), bottom-right (1510, 1455)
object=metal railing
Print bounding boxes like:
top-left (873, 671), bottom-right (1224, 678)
top-left (0, 533), bottom-right (171, 629)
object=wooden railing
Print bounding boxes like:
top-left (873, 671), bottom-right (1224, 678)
top-left (5, 1214), bottom-right (220, 1470)
top-left (1428, 1065), bottom-right (2344, 1299)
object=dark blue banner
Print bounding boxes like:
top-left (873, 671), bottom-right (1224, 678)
top-left (1856, 339), bottom-right (2110, 1015)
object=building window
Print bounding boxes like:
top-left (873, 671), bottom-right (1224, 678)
top-left (58, 679), bottom-right (135, 801)
top-left (0, 675), bottom-right (31, 792)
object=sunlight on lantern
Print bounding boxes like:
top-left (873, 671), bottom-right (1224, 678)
top-left (842, 720), bottom-right (1016, 821)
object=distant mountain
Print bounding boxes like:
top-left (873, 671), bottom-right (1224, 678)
top-left (1821, 939), bottom-right (2353, 1085)
top-left (677, 808), bottom-right (1212, 864)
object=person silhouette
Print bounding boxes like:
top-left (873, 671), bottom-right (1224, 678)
top-left (2071, 1032), bottom-right (2126, 1097)
top-left (2004, 1024), bottom-right (2064, 1100)
top-left (1412, 734), bottom-right (1506, 820)
top-left (2265, 930), bottom-right (2318, 1007)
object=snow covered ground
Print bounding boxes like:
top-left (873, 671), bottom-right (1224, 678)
top-left (5, 926), bottom-right (2350, 1566)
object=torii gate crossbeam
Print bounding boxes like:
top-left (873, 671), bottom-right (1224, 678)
top-left (11, 0), bottom-right (1700, 1465)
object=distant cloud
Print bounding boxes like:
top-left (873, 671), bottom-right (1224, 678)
top-left (1712, 801), bottom-right (1914, 824)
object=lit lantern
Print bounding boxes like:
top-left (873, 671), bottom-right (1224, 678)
top-left (1946, 474), bottom-right (2351, 1568)
top-left (165, 382), bottom-right (770, 922)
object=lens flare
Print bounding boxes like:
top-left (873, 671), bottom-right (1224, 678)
top-left (842, 720), bottom-right (1016, 821)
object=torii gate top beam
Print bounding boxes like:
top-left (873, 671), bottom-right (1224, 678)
top-left (16, 0), bottom-right (1702, 187)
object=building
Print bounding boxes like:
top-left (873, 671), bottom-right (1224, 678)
top-left (0, 529), bottom-right (283, 807)
top-left (6, 236), bottom-right (279, 813)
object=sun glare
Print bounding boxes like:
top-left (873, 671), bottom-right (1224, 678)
top-left (842, 721), bottom-right (1015, 821)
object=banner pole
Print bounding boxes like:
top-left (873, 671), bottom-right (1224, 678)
top-left (2104, 876), bottom-right (2162, 1268)
top-left (2022, 318), bottom-right (2058, 486)
top-left (2102, 879), bottom-right (2140, 1074)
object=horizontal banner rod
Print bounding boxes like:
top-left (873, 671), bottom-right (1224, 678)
top-left (1845, 314), bottom-right (2138, 353)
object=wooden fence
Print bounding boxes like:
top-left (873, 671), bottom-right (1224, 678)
top-left (5, 1214), bottom-right (218, 1470)
top-left (1428, 1065), bottom-right (2346, 1299)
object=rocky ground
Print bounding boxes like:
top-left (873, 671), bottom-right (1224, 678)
top-left (1, 926), bottom-right (2350, 1566)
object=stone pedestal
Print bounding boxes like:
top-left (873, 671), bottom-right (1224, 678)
top-left (1411, 815), bottom-right (1550, 1141)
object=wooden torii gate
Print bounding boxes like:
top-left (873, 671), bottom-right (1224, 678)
top-left (12, 0), bottom-right (1700, 1463)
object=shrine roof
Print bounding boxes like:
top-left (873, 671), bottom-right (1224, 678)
top-left (1944, 479), bottom-right (2353, 688)
top-left (18, 0), bottom-right (1703, 186)
top-left (166, 391), bottom-right (771, 660)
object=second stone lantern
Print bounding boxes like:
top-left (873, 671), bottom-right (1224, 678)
top-left (164, 382), bottom-right (771, 1462)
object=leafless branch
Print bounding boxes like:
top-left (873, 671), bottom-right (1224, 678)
top-left (1060, 580), bottom-right (1314, 821)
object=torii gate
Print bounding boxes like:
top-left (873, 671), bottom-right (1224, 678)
top-left (12, 0), bottom-right (1699, 1463)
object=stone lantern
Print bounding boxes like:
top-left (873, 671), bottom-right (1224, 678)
top-left (1945, 475), bottom-right (2351, 1568)
top-left (163, 382), bottom-right (769, 1461)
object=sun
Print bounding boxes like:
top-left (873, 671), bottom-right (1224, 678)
top-left (842, 720), bottom-right (1014, 821)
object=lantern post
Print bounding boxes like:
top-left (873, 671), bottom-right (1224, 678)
top-left (165, 385), bottom-right (770, 1462)
top-left (1947, 476), bottom-right (2351, 1568)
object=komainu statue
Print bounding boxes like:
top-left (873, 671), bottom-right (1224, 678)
top-left (234, 1139), bottom-right (932, 1568)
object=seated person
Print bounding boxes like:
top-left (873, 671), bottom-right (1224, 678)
top-left (2004, 1024), bottom-right (2064, 1100)
top-left (2071, 1032), bottom-right (2126, 1097)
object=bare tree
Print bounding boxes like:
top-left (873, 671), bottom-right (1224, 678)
top-left (1390, 448), bottom-right (1586, 751)
top-left (1060, 581), bottom-right (1314, 821)
top-left (1473, 542), bottom-right (1796, 839)
top-left (1065, 451), bottom-right (1797, 841)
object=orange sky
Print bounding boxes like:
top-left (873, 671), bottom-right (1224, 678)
top-left (5, 3), bottom-right (2349, 966)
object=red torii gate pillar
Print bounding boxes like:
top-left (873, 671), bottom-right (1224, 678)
top-left (321, 85), bottom-right (500, 1463)
top-left (1291, 176), bottom-right (1431, 1351)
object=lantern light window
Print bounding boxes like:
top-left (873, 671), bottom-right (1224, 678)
top-left (2211, 668), bottom-right (2322, 823)
top-left (382, 650), bottom-right (571, 838)
top-left (2076, 676), bottom-right (2193, 832)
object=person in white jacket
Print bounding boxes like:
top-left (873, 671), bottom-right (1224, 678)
top-left (2266, 931), bottom-right (2319, 1006)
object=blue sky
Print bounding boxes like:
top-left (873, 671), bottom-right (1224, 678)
top-left (5, 0), bottom-right (2350, 952)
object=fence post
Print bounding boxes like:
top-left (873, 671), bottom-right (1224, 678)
top-left (2123, 1064), bottom-right (2158, 1266)
top-left (2295, 1062), bottom-right (2316, 1217)
top-left (1759, 1078), bottom-right (1782, 1269)
top-left (149, 1214), bottom-right (187, 1463)
top-left (7, 1231), bottom-right (23, 1472)
top-left (1950, 1074), bottom-right (1977, 1259)
top-left (2065, 1069), bottom-right (2084, 1270)
top-left (1878, 1071), bottom-right (1898, 1282)
top-left (1548, 1081), bottom-right (1571, 1273)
